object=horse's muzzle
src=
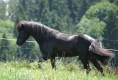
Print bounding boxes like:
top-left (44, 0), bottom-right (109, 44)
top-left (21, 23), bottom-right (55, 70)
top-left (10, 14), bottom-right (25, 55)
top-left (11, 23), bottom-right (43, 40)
top-left (16, 41), bottom-right (21, 46)
top-left (16, 40), bottom-right (23, 46)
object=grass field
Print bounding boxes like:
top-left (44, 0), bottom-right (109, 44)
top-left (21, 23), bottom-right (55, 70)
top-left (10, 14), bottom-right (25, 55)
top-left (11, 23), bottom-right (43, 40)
top-left (0, 59), bottom-right (118, 80)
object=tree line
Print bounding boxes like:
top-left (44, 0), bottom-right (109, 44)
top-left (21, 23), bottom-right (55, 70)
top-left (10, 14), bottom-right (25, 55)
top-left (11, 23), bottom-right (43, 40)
top-left (0, 0), bottom-right (118, 61)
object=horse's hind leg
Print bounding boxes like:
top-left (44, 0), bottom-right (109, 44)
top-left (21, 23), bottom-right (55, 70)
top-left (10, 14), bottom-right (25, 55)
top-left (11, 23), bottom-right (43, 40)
top-left (80, 58), bottom-right (91, 74)
top-left (89, 58), bottom-right (104, 76)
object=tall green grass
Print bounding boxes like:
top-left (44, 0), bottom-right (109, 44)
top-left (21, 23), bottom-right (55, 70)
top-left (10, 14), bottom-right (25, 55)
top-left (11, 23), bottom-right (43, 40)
top-left (0, 60), bottom-right (118, 80)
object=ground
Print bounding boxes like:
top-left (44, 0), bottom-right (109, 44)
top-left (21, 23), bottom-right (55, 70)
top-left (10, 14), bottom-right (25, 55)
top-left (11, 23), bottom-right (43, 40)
top-left (0, 59), bottom-right (118, 80)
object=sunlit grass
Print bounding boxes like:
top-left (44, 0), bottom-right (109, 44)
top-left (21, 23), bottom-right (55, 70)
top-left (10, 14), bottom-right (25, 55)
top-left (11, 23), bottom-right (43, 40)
top-left (0, 60), bottom-right (118, 80)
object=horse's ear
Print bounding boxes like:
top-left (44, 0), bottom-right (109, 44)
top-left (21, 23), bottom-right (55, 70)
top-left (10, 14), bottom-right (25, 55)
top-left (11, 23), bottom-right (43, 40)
top-left (20, 23), bottom-right (24, 29)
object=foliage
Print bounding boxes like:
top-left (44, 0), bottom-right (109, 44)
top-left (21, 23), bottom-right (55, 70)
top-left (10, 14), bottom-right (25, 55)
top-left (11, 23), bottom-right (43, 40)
top-left (12, 0), bottom-right (103, 34)
top-left (0, 19), bottom-right (40, 61)
top-left (76, 1), bottom-right (118, 49)
top-left (76, 17), bottom-right (106, 39)
top-left (0, 1), bottom-right (7, 20)
top-left (0, 19), bottom-right (14, 28)
top-left (7, 0), bottom-right (19, 21)
top-left (0, 19), bottom-right (14, 36)
top-left (0, 19), bottom-right (16, 61)
top-left (0, 33), bottom-right (16, 61)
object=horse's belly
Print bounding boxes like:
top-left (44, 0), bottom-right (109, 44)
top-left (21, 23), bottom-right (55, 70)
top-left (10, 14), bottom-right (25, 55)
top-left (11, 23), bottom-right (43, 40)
top-left (56, 52), bottom-right (78, 57)
top-left (54, 40), bottom-right (78, 57)
top-left (54, 49), bottom-right (78, 57)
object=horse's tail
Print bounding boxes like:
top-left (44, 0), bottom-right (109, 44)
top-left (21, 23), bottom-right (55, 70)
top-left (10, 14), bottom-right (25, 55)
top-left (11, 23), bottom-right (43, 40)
top-left (89, 40), bottom-right (114, 65)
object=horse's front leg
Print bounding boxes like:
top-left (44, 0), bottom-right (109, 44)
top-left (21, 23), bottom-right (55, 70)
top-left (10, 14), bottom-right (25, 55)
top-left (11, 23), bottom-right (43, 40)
top-left (38, 54), bottom-right (48, 68)
top-left (38, 57), bottom-right (43, 68)
top-left (50, 56), bottom-right (56, 69)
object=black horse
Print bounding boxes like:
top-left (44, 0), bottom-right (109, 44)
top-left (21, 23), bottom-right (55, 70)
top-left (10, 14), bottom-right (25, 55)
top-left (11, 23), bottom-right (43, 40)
top-left (16, 21), bottom-right (114, 75)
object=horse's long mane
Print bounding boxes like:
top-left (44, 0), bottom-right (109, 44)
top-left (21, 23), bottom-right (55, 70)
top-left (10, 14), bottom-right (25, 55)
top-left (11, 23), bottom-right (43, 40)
top-left (16, 21), bottom-right (60, 39)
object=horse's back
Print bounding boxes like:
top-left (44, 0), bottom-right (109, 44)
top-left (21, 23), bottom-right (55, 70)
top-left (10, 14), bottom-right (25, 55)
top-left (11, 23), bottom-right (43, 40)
top-left (53, 34), bottom-right (92, 57)
top-left (52, 33), bottom-right (78, 57)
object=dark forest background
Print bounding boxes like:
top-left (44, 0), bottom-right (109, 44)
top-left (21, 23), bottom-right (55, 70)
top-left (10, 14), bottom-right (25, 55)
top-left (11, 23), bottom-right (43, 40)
top-left (0, 0), bottom-right (118, 62)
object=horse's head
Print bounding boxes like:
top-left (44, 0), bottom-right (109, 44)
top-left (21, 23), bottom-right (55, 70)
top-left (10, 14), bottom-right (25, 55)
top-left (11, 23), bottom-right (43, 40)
top-left (16, 22), bottom-right (30, 46)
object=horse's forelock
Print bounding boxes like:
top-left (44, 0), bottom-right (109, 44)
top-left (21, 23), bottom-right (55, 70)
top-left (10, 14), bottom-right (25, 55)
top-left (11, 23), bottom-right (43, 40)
top-left (16, 21), bottom-right (28, 33)
top-left (16, 22), bottom-right (22, 33)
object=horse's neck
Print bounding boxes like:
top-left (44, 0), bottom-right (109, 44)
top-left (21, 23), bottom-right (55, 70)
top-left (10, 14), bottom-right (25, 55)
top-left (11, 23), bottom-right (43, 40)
top-left (30, 25), bottom-right (59, 45)
top-left (30, 26), bottom-right (49, 45)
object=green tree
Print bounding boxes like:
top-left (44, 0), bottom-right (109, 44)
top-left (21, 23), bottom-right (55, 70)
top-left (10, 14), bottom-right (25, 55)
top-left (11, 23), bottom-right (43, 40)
top-left (67, 0), bottom-right (102, 24)
top-left (76, 18), bottom-right (106, 39)
top-left (77, 1), bottom-right (118, 49)
top-left (0, 1), bottom-right (7, 20)
top-left (0, 19), bottom-right (14, 38)
top-left (8, 0), bottom-right (118, 61)
top-left (0, 33), bottom-right (10, 61)
top-left (47, 0), bottom-right (73, 33)
top-left (7, 0), bottom-right (18, 21)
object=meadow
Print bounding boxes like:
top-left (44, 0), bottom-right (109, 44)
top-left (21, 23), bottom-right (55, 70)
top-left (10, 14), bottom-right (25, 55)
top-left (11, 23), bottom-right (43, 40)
top-left (0, 59), bottom-right (118, 80)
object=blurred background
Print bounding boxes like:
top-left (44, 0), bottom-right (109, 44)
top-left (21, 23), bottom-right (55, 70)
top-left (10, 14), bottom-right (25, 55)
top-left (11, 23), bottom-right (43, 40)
top-left (0, 0), bottom-right (118, 66)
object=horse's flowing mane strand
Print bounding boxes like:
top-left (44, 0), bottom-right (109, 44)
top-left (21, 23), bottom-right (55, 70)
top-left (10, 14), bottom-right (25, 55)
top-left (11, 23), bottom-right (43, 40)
top-left (16, 21), bottom-right (60, 35)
